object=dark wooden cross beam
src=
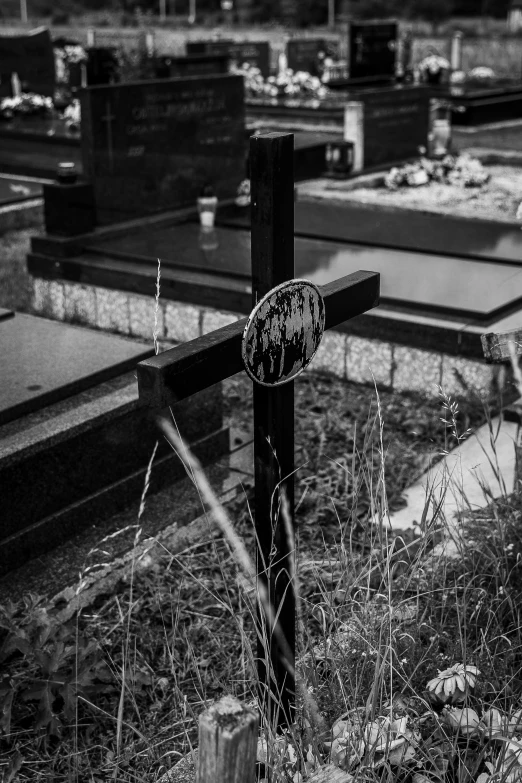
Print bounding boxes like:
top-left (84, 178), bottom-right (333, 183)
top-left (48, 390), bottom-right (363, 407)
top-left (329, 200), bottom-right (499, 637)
top-left (137, 132), bottom-right (380, 729)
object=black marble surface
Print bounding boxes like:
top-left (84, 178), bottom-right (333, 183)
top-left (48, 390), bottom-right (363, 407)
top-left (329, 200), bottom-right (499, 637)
top-left (43, 181), bottom-right (95, 236)
top-left (0, 175), bottom-right (42, 205)
top-left (348, 22), bottom-right (398, 81)
top-left (0, 365), bottom-right (226, 576)
top-left (0, 313), bottom-right (154, 425)
top-left (0, 28), bottom-right (55, 97)
top-left (87, 209), bottom-right (522, 325)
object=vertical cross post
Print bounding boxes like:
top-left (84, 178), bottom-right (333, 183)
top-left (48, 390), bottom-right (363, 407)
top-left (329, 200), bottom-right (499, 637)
top-left (250, 132), bottom-right (296, 729)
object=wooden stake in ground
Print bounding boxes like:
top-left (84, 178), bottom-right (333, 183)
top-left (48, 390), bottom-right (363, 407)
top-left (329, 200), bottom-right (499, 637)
top-left (196, 696), bottom-right (258, 783)
top-left (137, 132), bottom-right (380, 730)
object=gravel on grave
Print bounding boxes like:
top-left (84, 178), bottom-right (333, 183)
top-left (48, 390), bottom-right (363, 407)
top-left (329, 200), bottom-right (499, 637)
top-left (299, 165), bottom-right (522, 224)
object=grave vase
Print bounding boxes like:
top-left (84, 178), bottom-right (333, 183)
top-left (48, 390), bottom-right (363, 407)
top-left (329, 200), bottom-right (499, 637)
top-left (432, 118), bottom-right (451, 157)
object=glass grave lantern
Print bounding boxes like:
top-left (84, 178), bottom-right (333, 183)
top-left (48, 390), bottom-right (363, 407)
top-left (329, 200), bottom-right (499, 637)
top-left (325, 141), bottom-right (354, 178)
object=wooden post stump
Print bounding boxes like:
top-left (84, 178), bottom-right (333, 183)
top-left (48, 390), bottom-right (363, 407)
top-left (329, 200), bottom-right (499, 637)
top-left (196, 696), bottom-right (258, 783)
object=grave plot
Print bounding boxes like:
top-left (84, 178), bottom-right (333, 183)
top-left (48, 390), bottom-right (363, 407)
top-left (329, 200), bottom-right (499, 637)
top-left (0, 312), bottom-right (231, 577)
top-left (0, 116), bottom-right (82, 179)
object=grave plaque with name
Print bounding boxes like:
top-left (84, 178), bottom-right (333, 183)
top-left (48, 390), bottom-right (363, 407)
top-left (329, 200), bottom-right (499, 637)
top-left (186, 40), bottom-right (270, 77)
top-left (0, 27), bottom-right (55, 96)
top-left (286, 38), bottom-right (327, 77)
top-left (349, 22), bottom-right (398, 81)
top-left (80, 74), bottom-right (246, 225)
top-left (346, 86), bottom-right (430, 170)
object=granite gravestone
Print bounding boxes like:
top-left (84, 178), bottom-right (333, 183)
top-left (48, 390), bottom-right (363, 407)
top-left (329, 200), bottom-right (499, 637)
top-left (80, 74), bottom-right (246, 225)
top-left (0, 27), bottom-right (55, 97)
top-left (186, 40), bottom-right (270, 77)
top-left (345, 86), bottom-right (430, 170)
top-left (286, 39), bottom-right (327, 77)
top-left (86, 47), bottom-right (120, 86)
top-left (154, 53), bottom-right (230, 79)
top-left (348, 22), bottom-right (398, 81)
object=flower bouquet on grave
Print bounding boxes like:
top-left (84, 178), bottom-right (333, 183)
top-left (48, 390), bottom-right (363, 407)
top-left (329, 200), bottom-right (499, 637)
top-left (235, 178), bottom-right (251, 207)
top-left (468, 66), bottom-right (495, 81)
top-left (0, 93), bottom-right (54, 121)
top-left (418, 55), bottom-right (450, 85)
top-left (230, 62), bottom-right (329, 100)
top-left (62, 98), bottom-right (81, 133)
top-left (384, 154), bottom-right (490, 191)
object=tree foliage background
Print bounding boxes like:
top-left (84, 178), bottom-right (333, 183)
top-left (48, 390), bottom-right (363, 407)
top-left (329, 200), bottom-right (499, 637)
top-left (0, 0), bottom-right (513, 24)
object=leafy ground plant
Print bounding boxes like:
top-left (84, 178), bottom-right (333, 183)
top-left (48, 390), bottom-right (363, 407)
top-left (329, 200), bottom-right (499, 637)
top-left (0, 368), bottom-right (518, 781)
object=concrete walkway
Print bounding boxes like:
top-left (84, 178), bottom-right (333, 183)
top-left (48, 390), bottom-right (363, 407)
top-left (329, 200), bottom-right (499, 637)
top-left (387, 414), bottom-right (520, 533)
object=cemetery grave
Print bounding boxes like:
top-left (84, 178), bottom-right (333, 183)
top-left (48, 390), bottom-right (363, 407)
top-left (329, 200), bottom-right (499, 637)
top-left (0, 13), bottom-right (521, 770)
top-left (12, 53), bottom-right (519, 411)
top-left (0, 130), bottom-right (516, 779)
top-left (0, 310), bottom-right (234, 577)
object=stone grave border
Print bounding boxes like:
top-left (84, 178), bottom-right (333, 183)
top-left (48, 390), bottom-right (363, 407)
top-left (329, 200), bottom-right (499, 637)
top-left (29, 274), bottom-right (504, 401)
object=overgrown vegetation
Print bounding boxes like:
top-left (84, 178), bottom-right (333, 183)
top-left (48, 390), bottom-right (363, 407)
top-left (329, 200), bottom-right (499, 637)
top-left (1, 355), bottom-right (521, 782)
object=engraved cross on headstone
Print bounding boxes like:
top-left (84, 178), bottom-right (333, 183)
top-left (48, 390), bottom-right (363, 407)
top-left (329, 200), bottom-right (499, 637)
top-left (137, 132), bottom-right (380, 729)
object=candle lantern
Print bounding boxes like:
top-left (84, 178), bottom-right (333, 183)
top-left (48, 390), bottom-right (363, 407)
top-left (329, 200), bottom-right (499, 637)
top-left (325, 141), bottom-right (354, 178)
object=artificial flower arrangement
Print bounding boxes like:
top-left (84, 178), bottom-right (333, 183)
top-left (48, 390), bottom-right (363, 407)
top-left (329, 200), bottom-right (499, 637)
top-left (385, 154), bottom-right (490, 191)
top-left (231, 62), bottom-right (329, 100)
top-left (63, 98), bottom-right (81, 131)
top-left (54, 44), bottom-right (88, 84)
top-left (257, 663), bottom-right (522, 783)
top-left (235, 178), bottom-right (251, 207)
top-left (0, 93), bottom-right (53, 120)
top-left (418, 54), bottom-right (451, 84)
top-left (468, 66), bottom-right (496, 81)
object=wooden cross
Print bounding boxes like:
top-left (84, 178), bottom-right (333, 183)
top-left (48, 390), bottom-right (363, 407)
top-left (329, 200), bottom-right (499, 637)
top-left (137, 132), bottom-right (380, 729)
top-left (101, 99), bottom-right (116, 171)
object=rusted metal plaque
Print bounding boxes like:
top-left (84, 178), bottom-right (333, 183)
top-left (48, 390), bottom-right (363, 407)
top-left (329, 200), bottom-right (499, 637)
top-left (241, 279), bottom-right (325, 386)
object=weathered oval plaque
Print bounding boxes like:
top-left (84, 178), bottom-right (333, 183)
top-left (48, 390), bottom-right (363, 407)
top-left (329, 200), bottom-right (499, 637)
top-left (241, 279), bottom-right (325, 387)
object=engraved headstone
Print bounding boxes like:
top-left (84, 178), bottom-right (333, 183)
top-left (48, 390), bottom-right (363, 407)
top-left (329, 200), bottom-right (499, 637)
top-left (286, 38), bottom-right (328, 76)
top-left (345, 86), bottom-right (430, 170)
top-left (80, 74), bottom-right (247, 225)
top-left (0, 27), bottom-right (55, 96)
top-left (348, 22), bottom-right (398, 81)
top-left (186, 40), bottom-right (271, 77)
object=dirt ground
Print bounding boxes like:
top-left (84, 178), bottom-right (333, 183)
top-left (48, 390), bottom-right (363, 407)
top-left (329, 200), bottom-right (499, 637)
top-left (299, 164), bottom-right (522, 224)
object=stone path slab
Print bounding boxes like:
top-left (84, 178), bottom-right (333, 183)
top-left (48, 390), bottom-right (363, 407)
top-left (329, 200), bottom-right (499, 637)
top-left (388, 414), bottom-right (520, 532)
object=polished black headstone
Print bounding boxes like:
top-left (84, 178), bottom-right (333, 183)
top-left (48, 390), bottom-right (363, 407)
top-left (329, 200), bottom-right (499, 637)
top-left (80, 74), bottom-right (246, 225)
top-left (186, 40), bottom-right (271, 77)
top-left (86, 46), bottom-right (120, 86)
top-left (286, 38), bottom-right (327, 77)
top-left (0, 27), bottom-right (55, 96)
top-left (349, 22), bottom-right (398, 81)
top-left (155, 53), bottom-right (230, 78)
top-left (356, 86), bottom-right (430, 168)
top-left (0, 313), bottom-right (154, 425)
top-left (43, 181), bottom-right (95, 236)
